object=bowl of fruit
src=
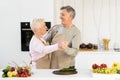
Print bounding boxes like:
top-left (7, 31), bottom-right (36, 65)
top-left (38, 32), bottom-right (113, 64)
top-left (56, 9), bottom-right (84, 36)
top-left (2, 61), bottom-right (32, 78)
top-left (79, 43), bottom-right (98, 51)
top-left (91, 63), bottom-right (120, 78)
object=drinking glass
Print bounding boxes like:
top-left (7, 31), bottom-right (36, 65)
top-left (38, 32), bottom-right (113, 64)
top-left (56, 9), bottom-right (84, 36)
top-left (114, 42), bottom-right (119, 52)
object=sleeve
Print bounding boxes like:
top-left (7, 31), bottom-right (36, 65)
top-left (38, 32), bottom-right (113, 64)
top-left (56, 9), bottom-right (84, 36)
top-left (65, 30), bottom-right (81, 56)
top-left (30, 37), bottom-right (59, 61)
top-left (34, 43), bottom-right (59, 55)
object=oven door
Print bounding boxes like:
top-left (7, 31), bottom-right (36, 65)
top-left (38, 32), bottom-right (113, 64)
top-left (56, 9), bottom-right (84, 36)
top-left (21, 28), bottom-right (33, 51)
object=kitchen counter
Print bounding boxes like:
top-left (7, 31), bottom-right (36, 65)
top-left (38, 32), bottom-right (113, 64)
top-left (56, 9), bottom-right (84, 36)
top-left (0, 69), bottom-right (120, 80)
top-left (76, 51), bottom-right (120, 69)
top-left (1, 51), bottom-right (120, 80)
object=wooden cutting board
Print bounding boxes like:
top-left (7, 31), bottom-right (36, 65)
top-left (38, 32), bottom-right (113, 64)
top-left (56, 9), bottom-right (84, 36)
top-left (52, 70), bottom-right (77, 75)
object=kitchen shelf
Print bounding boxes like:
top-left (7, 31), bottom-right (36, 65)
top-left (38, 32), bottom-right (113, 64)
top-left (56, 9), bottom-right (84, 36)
top-left (79, 50), bottom-right (120, 54)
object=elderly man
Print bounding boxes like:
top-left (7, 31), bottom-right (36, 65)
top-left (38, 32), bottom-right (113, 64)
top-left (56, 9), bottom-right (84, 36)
top-left (45, 6), bottom-right (81, 69)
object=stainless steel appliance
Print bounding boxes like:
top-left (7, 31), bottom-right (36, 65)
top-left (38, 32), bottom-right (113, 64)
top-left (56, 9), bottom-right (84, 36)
top-left (21, 22), bottom-right (51, 51)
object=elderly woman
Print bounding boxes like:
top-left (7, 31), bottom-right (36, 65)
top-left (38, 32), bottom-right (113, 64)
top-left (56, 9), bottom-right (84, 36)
top-left (29, 18), bottom-right (68, 69)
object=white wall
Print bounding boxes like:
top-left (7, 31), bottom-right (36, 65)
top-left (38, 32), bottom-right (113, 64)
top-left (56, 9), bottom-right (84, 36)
top-left (0, 0), bottom-right (53, 69)
top-left (54, 0), bottom-right (120, 49)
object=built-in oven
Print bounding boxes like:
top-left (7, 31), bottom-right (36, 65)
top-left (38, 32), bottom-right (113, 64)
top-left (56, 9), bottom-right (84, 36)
top-left (21, 22), bottom-right (51, 51)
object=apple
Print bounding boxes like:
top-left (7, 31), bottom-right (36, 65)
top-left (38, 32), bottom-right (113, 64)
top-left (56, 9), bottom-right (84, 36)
top-left (100, 63), bottom-right (107, 68)
top-left (79, 43), bottom-right (86, 49)
top-left (87, 43), bottom-right (93, 49)
top-left (9, 67), bottom-right (15, 71)
top-left (92, 64), bottom-right (99, 69)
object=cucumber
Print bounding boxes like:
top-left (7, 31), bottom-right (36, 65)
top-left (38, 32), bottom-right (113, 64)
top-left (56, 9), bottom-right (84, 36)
top-left (59, 67), bottom-right (76, 72)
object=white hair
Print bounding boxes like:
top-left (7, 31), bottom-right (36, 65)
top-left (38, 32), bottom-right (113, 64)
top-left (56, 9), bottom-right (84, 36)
top-left (31, 18), bottom-right (44, 32)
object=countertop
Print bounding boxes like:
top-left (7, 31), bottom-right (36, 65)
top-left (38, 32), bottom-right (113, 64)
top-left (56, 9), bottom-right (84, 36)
top-left (1, 51), bottom-right (120, 80)
top-left (0, 69), bottom-right (120, 80)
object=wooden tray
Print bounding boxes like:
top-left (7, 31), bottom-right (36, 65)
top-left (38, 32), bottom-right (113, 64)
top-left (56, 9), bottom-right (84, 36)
top-left (79, 49), bottom-right (97, 52)
top-left (52, 70), bottom-right (77, 75)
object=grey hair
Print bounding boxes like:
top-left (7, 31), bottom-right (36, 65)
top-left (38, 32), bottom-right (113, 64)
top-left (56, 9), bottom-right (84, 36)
top-left (31, 18), bottom-right (44, 32)
top-left (60, 5), bottom-right (76, 19)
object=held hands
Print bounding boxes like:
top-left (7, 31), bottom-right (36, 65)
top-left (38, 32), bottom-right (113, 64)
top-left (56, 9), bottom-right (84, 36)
top-left (58, 41), bottom-right (69, 50)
